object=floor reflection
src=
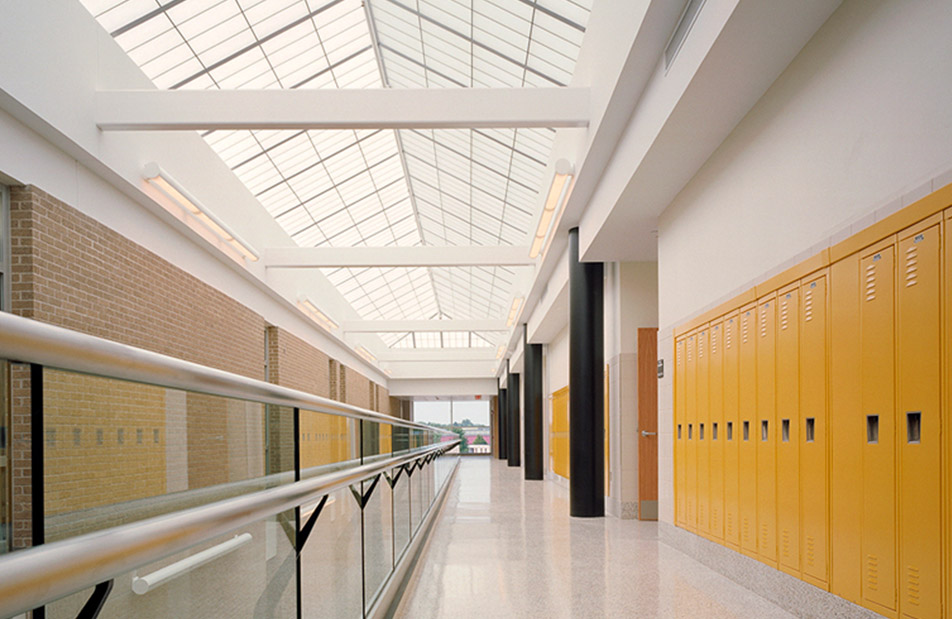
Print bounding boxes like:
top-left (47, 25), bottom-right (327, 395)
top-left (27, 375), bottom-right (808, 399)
top-left (396, 457), bottom-right (793, 618)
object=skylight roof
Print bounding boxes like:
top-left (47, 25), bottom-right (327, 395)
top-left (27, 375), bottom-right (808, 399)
top-left (80, 0), bottom-right (592, 349)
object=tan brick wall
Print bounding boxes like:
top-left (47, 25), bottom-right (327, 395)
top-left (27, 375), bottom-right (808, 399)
top-left (9, 186), bottom-right (269, 546)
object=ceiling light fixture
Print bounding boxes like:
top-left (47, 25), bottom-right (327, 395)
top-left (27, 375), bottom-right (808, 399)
top-left (506, 297), bottom-right (523, 327)
top-left (144, 163), bottom-right (259, 262)
top-left (529, 159), bottom-right (574, 259)
top-left (297, 298), bottom-right (338, 331)
top-left (357, 346), bottom-right (377, 364)
top-left (496, 345), bottom-right (506, 359)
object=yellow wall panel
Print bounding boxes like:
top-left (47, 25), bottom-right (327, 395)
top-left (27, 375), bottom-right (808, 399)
top-left (897, 221), bottom-right (942, 618)
top-left (860, 239), bottom-right (897, 615)
top-left (776, 285), bottom-right (800, 575)
top-left (831, 254), bottom-right (863, 603)
top-left (709, 320), bottom-right (725, 541)
top-left (800, 273), bottom-right (829, 588)
top-left (686, 333), bottom-right (698, 532)
top-left (756, 294), bottom-right (778, 565)
top-left (697, 328), bottom-right (711, 537)
top-left (551, 387), bottom-right (570, 479)
top-left (723, 313), bottom-right (741, 549)
top-left (739, 303), bottom-right (758, 557)
top-left (676, 338), bottom-right (687, 527)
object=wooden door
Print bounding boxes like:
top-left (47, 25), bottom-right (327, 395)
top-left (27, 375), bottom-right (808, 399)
top-left (638, 328), bottom-right (659, 520)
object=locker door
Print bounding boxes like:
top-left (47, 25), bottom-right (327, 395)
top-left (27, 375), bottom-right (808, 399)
top-left (861, 240), bottom-right (897, 614)
top-left (800, 273), bottom-right (829, 588)
top-left (897, 220), bottom-right (941, 618)
top-left (676, 338), bottom-right (687, 527)
top-left (945, 210), bottom-right (952, 619)
top-left (739, 303), bottom-right (758, 557)
top-left (709, 320), bottom-right (725, 541)
top-left (831, 254), bottom-right (863, 603)
top-left (757, 294), bottom-right (778, 565)
top-left (777, 285), bottom-right (800, 575)
top-left (697, 328), bottom-right (710, 537)
top-left (686, 333), bottom-right (698, 531)
top-left (723, 313), bottom-right (741, 549)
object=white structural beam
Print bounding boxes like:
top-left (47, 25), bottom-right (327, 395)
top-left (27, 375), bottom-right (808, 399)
top-left (343, 320), bottom-right (507, 332)
top-left (95, 88), bottom-right (590, 131)
top-left (263, 245), bottom-right (533, 268)
top-left (377, 349), bottom-right (497, 362)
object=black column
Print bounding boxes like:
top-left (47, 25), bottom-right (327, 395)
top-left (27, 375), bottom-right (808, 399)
top-left (568, 227), bottom-right (604, 517)
top-left (523, 338), bottom-right (544, 480)
top-left (498, 387), bottom-right (508, 460)
top-left (507, 372), bottom-right (521, 467)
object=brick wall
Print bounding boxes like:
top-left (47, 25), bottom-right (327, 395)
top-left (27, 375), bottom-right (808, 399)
top-left (6, 185), bottom-right (393, 548)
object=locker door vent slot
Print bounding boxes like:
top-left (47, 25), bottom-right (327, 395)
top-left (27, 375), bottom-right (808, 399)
top-left (712, 422), bottom-right (718, 440)
top-left (742, 421), bottom-right (749, 441)
top-left (866, 415), bottom-right (879, 444)
top-left (866, 554), bottom-right (879, 590)
top-left (906, 412), bottom-right (921, 444)
top-left (805, 418), bottom-right (815, 442)
top-left (761, 420), bottom-right (769, 441)
top-left (781, 419), bottom-right (790, 442)
top-left (727, 422), bottom-right (733, 440)
top-left (760, 304), bottom-right (769, 338)
top-left (804, 289), bottom-right (814, 322)
top-left (865, 262), bottom-right (876, 301)
top-left (780, 296), bottom-right (789, 330)
top-left (907, 565), bottom-right (921, 605)
top-left (905, 244), bottom-right (918, 287)
top-left (699, 423), bottom-right (705, 440)
top-left (742, 312), bottom-right (750, 343)
top-left (688, 424), bottom-right (693, 439)
top-left (677, 424), bottom-right (682, 439)
top-left (806, 536), bottom-right (816, 567)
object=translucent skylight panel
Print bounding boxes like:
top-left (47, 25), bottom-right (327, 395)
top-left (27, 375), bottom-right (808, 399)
top-left (442, 331), bottom-right (470, 348)
top-left (275, 206), bottom-right (314, 235)
top-left (475, 0), bottom-right (533, 32)
top-left (90, 0), bottom-right (156, 32)
top-left (415, 332), bottom-right (442, 348)
top-left (389, 333), bottom-right (414, 348)
top-left (472, 333), bottom-right (493, 347)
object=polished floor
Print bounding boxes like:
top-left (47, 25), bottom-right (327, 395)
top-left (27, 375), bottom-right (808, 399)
top-left (395, 457), bottom-right (793, 619)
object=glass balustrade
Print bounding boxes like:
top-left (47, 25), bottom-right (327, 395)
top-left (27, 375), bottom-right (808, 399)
top-left (0, 315), bottom-right (461, 619)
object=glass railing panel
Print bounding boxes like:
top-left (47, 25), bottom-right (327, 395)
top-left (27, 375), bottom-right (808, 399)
top-left (41, 369), bottom-right (286, 542)
top-left (362, 465), bottom-right (393, 611)
top-left (299, 408), bottom-right (357, 472)
top-left (391, 463), bottom-right (411, 563)
top-left (409, 459), bottom-right (424, 535)
top-left (299, 486), bottom-right (362, 619)
top-left (45, 509), bottom-right (297, 619)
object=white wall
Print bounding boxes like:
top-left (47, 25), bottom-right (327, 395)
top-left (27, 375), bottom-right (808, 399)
top-left (655, 0), bottom-right (952, 523)
top-left (659, 0), bottom-right (952, 329)
top-left (546, 326), bottom-right (570, 394)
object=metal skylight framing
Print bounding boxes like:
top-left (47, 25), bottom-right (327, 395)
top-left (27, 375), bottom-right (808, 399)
top-left (80, 0), bottom-right (592, 350)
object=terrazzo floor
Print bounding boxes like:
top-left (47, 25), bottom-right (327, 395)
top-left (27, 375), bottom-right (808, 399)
top-left (394, 456), bottom-right (794, 619)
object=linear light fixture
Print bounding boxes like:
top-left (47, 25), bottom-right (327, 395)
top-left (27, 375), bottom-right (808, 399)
top-left (297, 298), bottom-right (338, 331)
top-left (529, 159), bottom-right (574, 259)
top-left (506, 297), bottom-right (523, 327)
top-left (496, 345), bottom-right (506, 359)
top-left (144, 162), bottom-right (259, 262)
top-left (357, 346), bottom-right (377, 364)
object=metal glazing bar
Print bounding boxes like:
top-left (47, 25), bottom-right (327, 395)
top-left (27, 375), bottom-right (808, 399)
top-left (0, 313), bottom-right (437, 433)
top-left (0, 441), bottom-right (457, 618)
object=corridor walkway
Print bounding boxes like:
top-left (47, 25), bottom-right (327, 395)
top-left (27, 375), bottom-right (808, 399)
top-left (395, 457), bottom-right (793, 619)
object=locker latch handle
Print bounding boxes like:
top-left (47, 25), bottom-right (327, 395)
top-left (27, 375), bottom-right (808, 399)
top-left (641, 431), bottom-right (657, 437)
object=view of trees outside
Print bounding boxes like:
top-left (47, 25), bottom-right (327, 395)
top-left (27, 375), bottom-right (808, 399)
top-left (412, 400), bottom-right (491, 454)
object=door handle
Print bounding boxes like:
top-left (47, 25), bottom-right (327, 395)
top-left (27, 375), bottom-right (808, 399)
top-left (641, 431), bottom-right (657, 437)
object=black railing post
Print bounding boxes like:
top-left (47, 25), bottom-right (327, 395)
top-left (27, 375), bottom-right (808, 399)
top-left (30, 363), bottom-right (45, 619)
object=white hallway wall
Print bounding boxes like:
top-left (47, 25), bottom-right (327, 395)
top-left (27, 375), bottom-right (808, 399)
top-left (655, 0), bottom-right (952, 524)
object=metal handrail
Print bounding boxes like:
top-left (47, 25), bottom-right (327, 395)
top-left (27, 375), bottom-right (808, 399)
top-left (0, 440), bottom-right (459, 618)
top-left (0, 312), bottom-right (444, 433)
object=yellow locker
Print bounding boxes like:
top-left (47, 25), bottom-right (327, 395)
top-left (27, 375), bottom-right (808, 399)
top-left (723, 312), bottom-right (741, 549)
top-left (697, 328), bottom-right (710, 537)
top-left (897, 218), bottom-right (942, 618)
top-left (861, 238), bottom-right (897, 616)
top-left (776, 284), bottom-right (800, 575)
top-left (686, 333), bottom-right (698, 531)
top-left (800, 273), bottom-right (829, 589)
top-left (945, 209), bottom-right (952, 619)
top-left (676, 338), bottom-right (687, 527)
top-left (757, 294), bottom-right (778, 565)
top-left (831, 253), bottom-right (863, 604)
top-left (709, 320), bottom-right (725, 541)
top-left (739, 303), bottom-right (758, 557)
